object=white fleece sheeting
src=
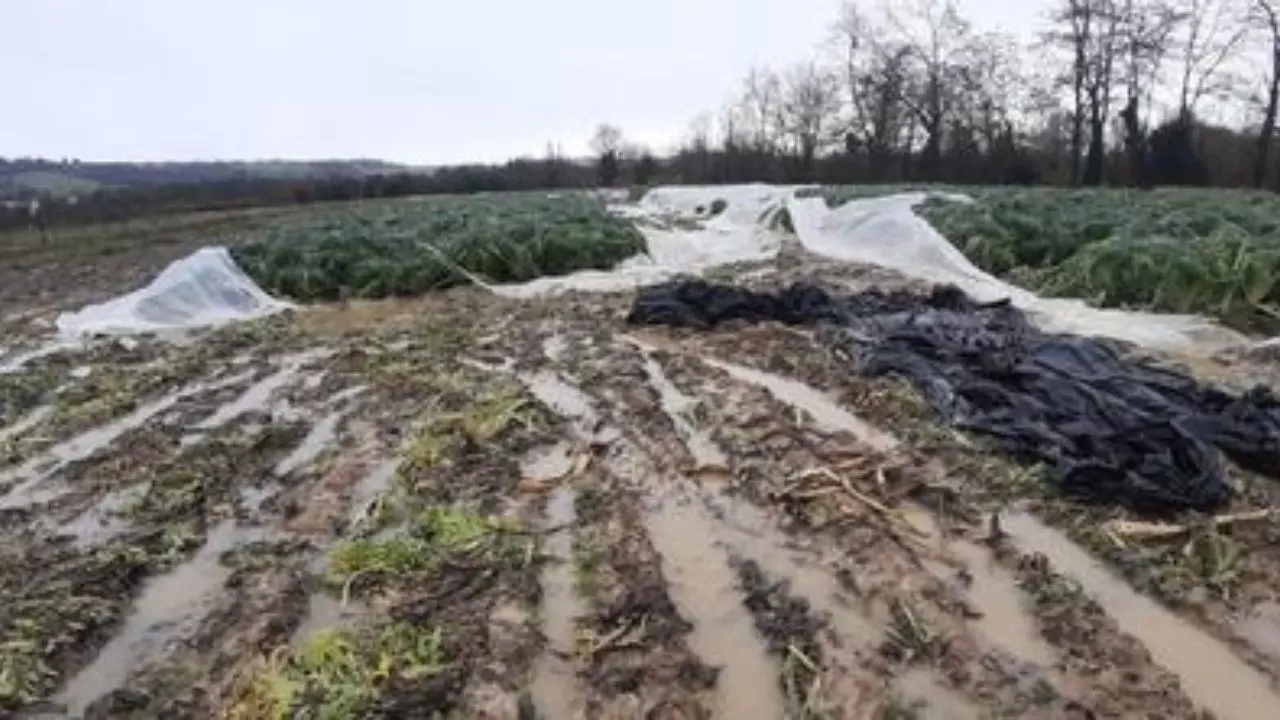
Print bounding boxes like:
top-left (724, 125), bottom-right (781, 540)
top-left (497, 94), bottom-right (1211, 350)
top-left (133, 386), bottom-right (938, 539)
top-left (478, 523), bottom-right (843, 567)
top-left (53, 185), bottom-right (1247, 352)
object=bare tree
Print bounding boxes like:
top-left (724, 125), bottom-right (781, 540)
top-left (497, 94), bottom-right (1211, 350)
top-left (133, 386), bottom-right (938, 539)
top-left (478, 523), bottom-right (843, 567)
top-left (1115, 0), bottom-right (1184, 184)
top-left (778, 61), bottom-right (842, 180)
top-left (1043, 0), bottom-right (1095, 184)
top-left (1252, 0), bottom-right (1280, 186)
top-left (739, 67), bottom-right (785, 154)
top-left (837, 2), bottom-right (914, 180)
top-left (881, 0), bottom-right (976, 181)
top-left (1176, 0), bottom-right (1250, 115)
top-left (590, 124), bottom-right (624, 187)
top-left (1046, 0), bottom-right (1129, 185)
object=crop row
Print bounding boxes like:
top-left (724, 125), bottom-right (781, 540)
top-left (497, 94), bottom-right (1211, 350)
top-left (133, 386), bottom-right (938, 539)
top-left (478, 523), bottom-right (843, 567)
top-left (229, 193), bottom-right (646, 302)
top-left (819, 186), bottom-right (1280, 331)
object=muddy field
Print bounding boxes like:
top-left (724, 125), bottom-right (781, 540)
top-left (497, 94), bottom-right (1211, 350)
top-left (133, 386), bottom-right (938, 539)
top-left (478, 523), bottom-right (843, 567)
top-left (5, 227), bottom-right (1280, 719)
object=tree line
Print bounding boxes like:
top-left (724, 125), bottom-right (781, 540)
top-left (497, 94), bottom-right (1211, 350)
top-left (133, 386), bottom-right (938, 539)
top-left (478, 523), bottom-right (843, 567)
top-left (2, 0), bottom-right (1277, 234)
top-left (598, 0), bottom-right (1279, 190)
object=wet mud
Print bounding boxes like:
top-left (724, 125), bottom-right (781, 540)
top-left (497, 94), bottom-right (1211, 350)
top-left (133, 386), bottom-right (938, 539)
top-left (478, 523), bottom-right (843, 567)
top-left (6, 247), bottom-right (1280, 718)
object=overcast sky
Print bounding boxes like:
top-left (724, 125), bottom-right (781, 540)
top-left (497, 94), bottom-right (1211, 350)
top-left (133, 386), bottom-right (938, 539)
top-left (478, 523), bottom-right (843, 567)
top-left (3, 0), bottom-right (1050, 165)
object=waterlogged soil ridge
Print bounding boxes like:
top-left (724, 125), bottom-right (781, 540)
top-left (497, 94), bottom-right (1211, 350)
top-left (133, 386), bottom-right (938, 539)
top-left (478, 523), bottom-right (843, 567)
top-left (3, 254), bottom-right (1280, 717)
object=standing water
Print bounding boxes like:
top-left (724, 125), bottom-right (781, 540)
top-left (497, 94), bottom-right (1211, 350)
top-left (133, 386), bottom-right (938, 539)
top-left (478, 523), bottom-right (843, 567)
top-left (1003, 511), bottom-right (1280, 720)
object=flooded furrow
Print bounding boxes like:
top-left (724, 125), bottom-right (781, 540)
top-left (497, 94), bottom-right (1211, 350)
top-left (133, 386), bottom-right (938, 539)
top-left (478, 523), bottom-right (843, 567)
top-left (290, 592), bottom-right (367, 648)
top-left (902, 506), bottom-right (1056, 670)
top-left (0, 404), bottom-right (52, 444)
top-left (193, 349), bottom-right (329, 430)
top-left (699, 357), bottom-right (898, 451)
top-left (1003, 511), bottom-right (1280, 720)
top-left (519, 369), bottom-right (785, 716)
top-left (274, 408), bottom-right (342, 478)
top-left (639, 355), bottom-right (728, 471)
top-left (240, 387), bottom-right (365, 516)
top-left (0, 370), bottom-right (254, 510)
top-left (1236, 603), bottom-right (1280, 665)
top-left (57, 482), bottom-right (150, 549)
top-left (0, 341), bottom-right (72, 374)
top-left (643, 490), bottom-right (785, 720)
top-left (345, 457), bottom-right (401, 527)
top-left (56, 519), bottom-right (270, 717)
top-left (530, 462), bottom-right (585, 720)
top-left (891, 668), bottom-right (984, 719)
top-left (699, 489), bottom-right (885, 650)
top-left (623, 346), bottom-right (888, 648)
top-left (948, 537), bottom-right (1057, 669)
top-left (519, 370), bottom-right (598, 429)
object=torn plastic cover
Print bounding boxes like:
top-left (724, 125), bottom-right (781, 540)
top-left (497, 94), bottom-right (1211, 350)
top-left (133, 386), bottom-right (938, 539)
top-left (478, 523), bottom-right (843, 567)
top-left (55, 247), bottom-right (293, 337)
top-left (626, 279), bottom-right (1280, 514)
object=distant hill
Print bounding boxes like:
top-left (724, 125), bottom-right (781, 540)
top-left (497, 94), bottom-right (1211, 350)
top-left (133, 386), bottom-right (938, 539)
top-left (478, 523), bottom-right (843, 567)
top-left (0, 158), bottom-right (425, 199)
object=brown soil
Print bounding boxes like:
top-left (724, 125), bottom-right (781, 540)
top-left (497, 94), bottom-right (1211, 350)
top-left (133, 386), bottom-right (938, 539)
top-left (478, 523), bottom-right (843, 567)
top-left (4, 218), bottom-right (1280, 719)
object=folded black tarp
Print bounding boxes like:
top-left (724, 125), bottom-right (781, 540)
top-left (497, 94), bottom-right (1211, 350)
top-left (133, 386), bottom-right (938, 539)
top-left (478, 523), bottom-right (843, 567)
top-left (626, 279), bottom-right (1280, 514)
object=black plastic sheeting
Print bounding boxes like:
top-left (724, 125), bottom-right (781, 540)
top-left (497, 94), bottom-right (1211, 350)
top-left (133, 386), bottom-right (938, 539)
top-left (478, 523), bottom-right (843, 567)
top-left (626, 279), bottom-right (1280, 514)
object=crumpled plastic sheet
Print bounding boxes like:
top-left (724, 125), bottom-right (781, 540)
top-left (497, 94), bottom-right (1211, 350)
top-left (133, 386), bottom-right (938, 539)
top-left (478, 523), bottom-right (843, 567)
top-left (626, 279), bottom-right (1280, 514)
top-left (55, 247), bottom-right (293, 337)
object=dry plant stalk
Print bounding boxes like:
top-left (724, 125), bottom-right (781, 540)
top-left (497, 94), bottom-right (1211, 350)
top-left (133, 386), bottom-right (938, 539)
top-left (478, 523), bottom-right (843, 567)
top-left (1106, 508), bottom-right (1273, 540)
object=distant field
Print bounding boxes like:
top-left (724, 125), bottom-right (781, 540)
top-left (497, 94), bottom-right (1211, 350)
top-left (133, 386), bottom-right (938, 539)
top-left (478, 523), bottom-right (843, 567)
top-left (0, 170), bottom-right (106, 198)
top-left (0, 203), bottom-right (309, 315)
top-left (5, 184), bottom-right (1280, 332)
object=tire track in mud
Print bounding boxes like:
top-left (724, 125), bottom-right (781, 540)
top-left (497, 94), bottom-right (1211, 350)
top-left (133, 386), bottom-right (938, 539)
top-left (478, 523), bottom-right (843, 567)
top-left (524, 441), bottom-right (587, 720)
top-left (520, 369), bottom-right (725, 718)
top-left (533, 336), bottom-right (902, 716)
top-left (606, 332), bottom-right (1103, 716)
top-left (1, 347), bottom-right (364, 717)
top-left (1001, 511), bottom-right (1280, 720)
top-left (635, 322), bottom-right (1280, 719)
top-left (607, 340), bottom-right (945, 716)
top-left (238, 336), bottom-right (573, 719)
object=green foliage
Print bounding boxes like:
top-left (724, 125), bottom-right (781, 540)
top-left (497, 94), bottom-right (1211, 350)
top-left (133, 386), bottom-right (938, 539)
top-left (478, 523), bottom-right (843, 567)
top-left (229, 192), bottom-right (647, 302)
top-left (324, 505), bottom-right (521, 590)
top-left (227, 623), bottom-right (445, 719)
top-left (820, 185), bottom-right (1280, 329)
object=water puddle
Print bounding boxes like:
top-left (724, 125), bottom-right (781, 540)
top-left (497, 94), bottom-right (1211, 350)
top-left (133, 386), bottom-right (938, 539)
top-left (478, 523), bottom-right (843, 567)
top-left (639, 355), bottom-right (729, 471)
top-left (0, 340), bottom-right (72, 374)
top-left (522, 442), bottom-right (578, 486)
top-left (346, 458), bottom-right (401, 526)
top-left (891, 667), bottom-right (982, 719)
top-left (950, 539), bottom-right (1055, 668)
top-left (700, 490), bottom-right (884, 649)
top-left (274, 410), bottom-right (343, 477)
top-left (531, 482), bottom-right (585, 720)
top-left (1004, 511), bottom-right (1280, 720)
top-left (519, 371), bottom-right (598, 427)
top-left (56, 519), bottom-right (263, 716)
top-left (240, 482), bottom-right (282, 514)
top-left (542, 334), bottom-right (568, 363)
top-left (643, 491), bottom-right (785, 719)
top-left (0, 404), bottom-right (53, 444)
top-left (302, 372), bottom-right (326, 391)
top-left (1235, 602), bottom-right (1280, 664)
top-left (0, 371), bottom-right (253, 510)
top-left (902, 506), bottom-right (1055, 668)
top-left (701, 358), bottom-right (898, 450)
top-left (57, 483), bottom-right (150, 549)
top-left (290, 593), bottom-right (367, 648)
top-left (194, 349), bottom-right (329, 430)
